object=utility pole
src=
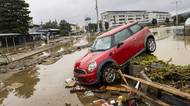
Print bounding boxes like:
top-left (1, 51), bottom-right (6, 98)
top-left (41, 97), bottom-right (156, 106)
top-left (173, 0), bottom-right (182, 26)
top-left (175, 0), bottom-right (179, 26)
top-left (95, 0), bottom-right (100, 32)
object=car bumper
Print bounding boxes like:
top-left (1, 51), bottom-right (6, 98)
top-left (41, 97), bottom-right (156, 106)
top-left (74, 69), bottom-right (98, 85)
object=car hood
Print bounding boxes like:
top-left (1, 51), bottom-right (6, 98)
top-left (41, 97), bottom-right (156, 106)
top-left (79, 52), bottom-right (103, 66)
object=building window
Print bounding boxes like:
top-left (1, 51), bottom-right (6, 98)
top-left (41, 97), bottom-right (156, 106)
top-left (119, 19), bottom-right (125, 21)
top-left (136, 18), bottom-right (141, 20)
top-left (128, 15), bottom-right (134, 17)
top-left (110, 19), bottom-right (114, 21)
top-left (128, 18), bottom-right (134, 20)
top-left (119, 15), bottom-right (125, 17)
top-left (136, 15), bottom-right (142, 17)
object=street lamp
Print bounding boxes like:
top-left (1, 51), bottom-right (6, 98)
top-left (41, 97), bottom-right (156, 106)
top-left (175, 0), bottom-right (179, 26)
top-left (172, 0), bottom-right (182, 26)
top-left (95, 0), bottom-right (100, 32)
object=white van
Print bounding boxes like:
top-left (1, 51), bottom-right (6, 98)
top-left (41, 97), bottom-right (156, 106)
top-left (185, 18), bottom-right (190, 36)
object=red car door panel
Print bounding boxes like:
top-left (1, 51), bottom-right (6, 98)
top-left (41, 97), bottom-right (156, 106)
top-left (111, 29), bottom-right (135, 65)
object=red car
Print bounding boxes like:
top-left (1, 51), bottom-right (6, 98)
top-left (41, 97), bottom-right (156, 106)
top-left (74, 22), bottom-right (156, 85)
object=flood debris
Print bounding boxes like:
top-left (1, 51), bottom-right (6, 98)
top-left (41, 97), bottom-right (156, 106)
top-left (64, 77), bottom-right (140, 106)
top-left (65, 78), bottom-right (76, 88)
top-left (92, 99), bottom-right (108, 106)
top-left (132, 53), bottom-right (190, 91)
top-left (99, 85), bottom-right (128, 93)
top-left (83, 91), bottom-right (94, 97)
top-left (0, 36), bottom-right (91, 74)
top-left (70, 85), bottom-right (87, 93)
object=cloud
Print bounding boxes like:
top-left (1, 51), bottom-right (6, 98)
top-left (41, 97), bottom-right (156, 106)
top-left (25, 0), bottom-right (190, 25)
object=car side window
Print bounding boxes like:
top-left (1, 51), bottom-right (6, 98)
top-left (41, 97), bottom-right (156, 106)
top-left (114, 28), bottom-right (132, 44)
top-left (129, 24), bottom-right (142, 34)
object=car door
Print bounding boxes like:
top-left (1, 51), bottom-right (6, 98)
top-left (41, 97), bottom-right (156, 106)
top-left (111, 28), bottom-right (134, 65)
top-left (129, 24), bottom-right (145, 53)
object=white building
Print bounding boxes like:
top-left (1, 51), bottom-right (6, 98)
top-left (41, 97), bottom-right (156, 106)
top-left (70, 24), bottom-right (81, 35)
top-left (101, 10), bottom-right (171, 30)
top-left (148, 11), bottom-right (171, 23)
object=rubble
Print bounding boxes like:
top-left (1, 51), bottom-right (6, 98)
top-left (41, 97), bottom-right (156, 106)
top-left (132, 53), bottom-right (190, 91)
top-left (65, 78), bottom-right (76, 88)
top-left (92, 99), bottom-right (107, 106)
top-left (99, 85), bottom-right (128, 92)
top-left (83, 91), bottom-right (94, 97)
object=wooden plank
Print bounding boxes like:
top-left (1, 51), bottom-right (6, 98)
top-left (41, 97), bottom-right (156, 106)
top-left (121, 70), bottom-right (190, 100)
top-left (118, 69), bottom-right (129, 85)
top-left (122, 84), bottom-right (171, 106)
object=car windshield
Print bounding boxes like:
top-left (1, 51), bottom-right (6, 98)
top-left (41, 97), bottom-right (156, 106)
top-left (91, 36), bottom-right (112, 51)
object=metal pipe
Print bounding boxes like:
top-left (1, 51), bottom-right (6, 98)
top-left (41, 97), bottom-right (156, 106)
top-left (24, 36), bottom-right (27, 49)
top-left (12, 36), bottom-right (16, 52)
top-left (5, 37), bottom-right (8, 53)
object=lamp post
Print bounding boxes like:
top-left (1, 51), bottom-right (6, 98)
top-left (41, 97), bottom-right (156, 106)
top-left (173, 0), bottom-right (182, 26)
top-left (175, 1), bottom-right (179, 26)
top-left (95, 0), bottom-right (100, 32)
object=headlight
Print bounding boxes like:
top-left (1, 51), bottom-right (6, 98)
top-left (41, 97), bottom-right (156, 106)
top-left (88, 61), bottom-right (97, 72)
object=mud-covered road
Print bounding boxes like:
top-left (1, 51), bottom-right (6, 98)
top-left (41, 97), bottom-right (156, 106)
top-left (0, 49), bottom-right (88, 106)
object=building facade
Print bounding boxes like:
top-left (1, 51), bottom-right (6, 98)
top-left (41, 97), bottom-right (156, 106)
top-left (101, 10), bottom-right (171, 30)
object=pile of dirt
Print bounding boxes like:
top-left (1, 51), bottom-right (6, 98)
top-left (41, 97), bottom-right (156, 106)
top-left (132, 53), bottom-right (190, 91)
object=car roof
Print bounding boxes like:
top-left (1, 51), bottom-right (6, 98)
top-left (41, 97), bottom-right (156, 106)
top-left (98, 22), bottom-right (136, 38)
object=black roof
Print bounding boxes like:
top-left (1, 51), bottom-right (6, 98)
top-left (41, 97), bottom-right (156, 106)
top-left (101, 10), bottom-right (147, 14)
top-left (101, 10), bottom-right (169, 15)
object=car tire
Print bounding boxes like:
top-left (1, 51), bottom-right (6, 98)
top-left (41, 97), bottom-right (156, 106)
top-left (146, 37), bottom-right (156, 53)
top-left (102, 64), bottom-right (117, 84)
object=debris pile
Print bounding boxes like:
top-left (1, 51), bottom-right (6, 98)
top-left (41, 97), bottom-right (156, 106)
top-left (132, 53), bottom-right (190, 91)
top-left (64, 78), bottom-right (146, 106)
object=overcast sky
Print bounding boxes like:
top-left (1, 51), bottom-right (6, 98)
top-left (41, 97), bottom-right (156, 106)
top-left (26, 0), bottom-right (190, 25)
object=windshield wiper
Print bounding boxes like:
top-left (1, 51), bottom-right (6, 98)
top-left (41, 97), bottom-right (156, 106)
top-left (91, 49), bottom-right (107, 52)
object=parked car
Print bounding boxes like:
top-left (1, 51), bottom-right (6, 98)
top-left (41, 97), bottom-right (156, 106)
top-left (185, 18), bottom-right (190, 36)
top-left (74, 22), bottom-right (156, 85)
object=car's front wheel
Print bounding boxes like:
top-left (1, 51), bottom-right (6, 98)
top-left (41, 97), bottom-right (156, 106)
top-left (102, 64), bottom-right (117, 84)
top-left (146, 37), bottom-right (156, 53)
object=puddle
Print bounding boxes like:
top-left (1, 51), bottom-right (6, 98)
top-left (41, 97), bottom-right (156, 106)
top-left (6, 83), bottom-right (24, 90)
top-left (0, 68), bottom-right (40, 105)
top-left (152, 26), bottom-right (190, 65)
top-left (0, 49), bottom-right (88, 106)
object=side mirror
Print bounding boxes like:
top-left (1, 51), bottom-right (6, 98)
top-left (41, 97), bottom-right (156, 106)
top-left (117, 42), bottom-right (124, 48)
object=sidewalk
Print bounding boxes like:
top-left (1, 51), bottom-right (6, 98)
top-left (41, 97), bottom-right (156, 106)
top-left (8, 39), bottom-right (70, 62)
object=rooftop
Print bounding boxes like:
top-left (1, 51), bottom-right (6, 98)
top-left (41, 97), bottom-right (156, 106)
top-left (0, 33), bottom-right (23, 37)
top-left (101, 10), bottom-right (170, 15)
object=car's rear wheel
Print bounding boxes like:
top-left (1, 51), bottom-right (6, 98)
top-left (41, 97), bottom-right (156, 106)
top-left (146, 37), bottom-right (156, 53)
top-left (102, 64), bottom-right (117, 84)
